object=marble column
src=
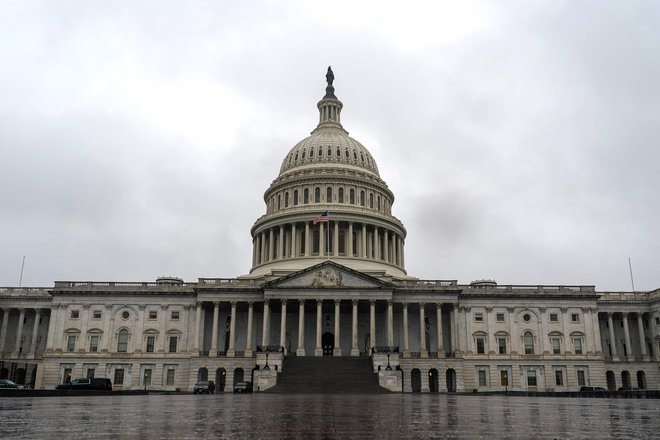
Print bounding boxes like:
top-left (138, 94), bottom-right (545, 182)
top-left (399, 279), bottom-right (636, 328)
top-left (361, 224), bottom-right (367, 258)
top-left (607, 313), bottom-right (617, 357)
top-left (227, 301), bottom-right (237, 357)
top-left (14, 308), bottom-right (25, 355)
top-left (194, 303), bottom-right (202, 353)
top-left (315, 300), bottom-right (323, 356)
top-left (436, 304), bottom-right (444, 358)
top-left (402, 303), bottom-right (410, 357)
top-left (622, 312), bottom-right (632, 359)
top-left (383, 230), bottom-right (389, 262)
top-left (592, 309), bottom-right (603, 355)
top-left (420, 303), bottom-right (428, 358)
top-left (333, 300), bottom-right (341, 356)
top-left (291, 223), bottom-right (297, 258)
top-left (209, 302), bottom-right (220, 356)
top-left (29, 309), bottom-right (41, 356)
top-left (319, 222), bottom-right (325, 256)
top-left (262, 300), bottom-right (270, 347)
top-left (374, 226), bottom-right (380, 260)
top-left (297, 300), bottom-right (306, 356)
top-left (279, 300), bottom-right (287, 353)
top-left (369, 300), bottom-right (376, 352)
top-left (561, 308), bottom-right (571, 355)
top-left (0, 308), bottom-right (10, 353)
top-left (351, 300), bottom-right (359, 356)
top-left (333, 222), bottom-right (339, 257)
top-left (637, 313), bottom-right (647, 357)
top-left (245, 302), bottom-right (254, 357)
top-left (268, 229), bottom-right (274, 261)
top-left (508, 307), bottom-right (517, 355)
top-left (305, 222), bottom-right (311, 256)
top-left (348, 222), bottom-right (354, 256)
top-left (387, 301), bottom-right (394, 348)
top-left (278, 226), bottom-right (284, 259)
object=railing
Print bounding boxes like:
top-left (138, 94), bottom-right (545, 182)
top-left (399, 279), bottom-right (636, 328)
top-left (256, 345), bottom-right (283, 353)
top-left (53, 281), bottom-right (193, 288)
top-left (410, 352), bottom-right (421, 359)
top-left (372, 346), bottom-right (399, 353)
top-left (198, 278), bottom-right (260, 286)
top-left (465, 284), bottom-right (597, 294)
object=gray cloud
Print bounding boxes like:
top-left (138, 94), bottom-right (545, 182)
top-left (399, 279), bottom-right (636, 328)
top-left (1, 1), bottom-right (657, 291)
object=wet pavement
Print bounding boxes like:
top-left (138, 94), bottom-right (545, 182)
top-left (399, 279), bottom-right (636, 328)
top-left (1, 393), bottom-right (659, 439)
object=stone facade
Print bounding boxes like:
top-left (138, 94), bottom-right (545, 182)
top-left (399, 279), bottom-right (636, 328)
top-left (1, 70), bottom-right (658, 393)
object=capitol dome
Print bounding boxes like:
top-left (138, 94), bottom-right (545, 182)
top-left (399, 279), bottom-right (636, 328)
top-left (247, 68), bottom-right (409, 280)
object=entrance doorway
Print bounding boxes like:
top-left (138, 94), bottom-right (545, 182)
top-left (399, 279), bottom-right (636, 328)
top-left (411, 368), bottom-right (422, 392)
top-left (446, 368), bottom-right (456, 392)
top-left (216, 368), bottom-right (226, 392)
top-left (606, 370), bottom-right (616, 391)
top-left (322, 332), bottom-right (334, 356)
top-left (429, 369), bottom-right (439, 392)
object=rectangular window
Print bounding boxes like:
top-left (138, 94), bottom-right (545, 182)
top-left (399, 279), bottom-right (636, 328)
top-left (551, 338), bottom-right (561, 355)
top-left (92, 310), bottom-right (102, 319)
top-left (171, 311), bottom-right (180, 320)
top-left (527, 370), bottom-right (537, 387)
top-left (89, 335), bottom-right (99, 352)
top-left (146, 336), bottom-right (155, 353)
top-left (496, 313), bottom-right (505, 322)
top-left (476, 337), bottom-right (485, 354)
top-left (550, 313), bottom-right (558, 322)
top-left (500, 370), bottom-right (509, 387)
top-left (574, 338), bottom-right (583, 355)
top-left (571, 314), bottom-right (580, 322)
top-left (474, 313), bottom-right (483, 322)
top-left (70, 310), bottom-right (80, 319)
top-left (577, 370), bottom-right (586, 386)
top-left (555, 370), bottom-right (563, 386)
top-left (67, 335), bottom-right (76, 352)
top-left (166, 369), bottom-right (175, 385)
top-left (498, 338), bottom-right (507, 354)
top-left (114, 369), bottom-right (125, 385)
top-left (148, 311), bottom-right (158, 320)
top-left (143, 369), bottom-right (152, 386)
top-left (168, 336), bottom-right (177, 353)
top-left (655, 317), bottom-right (660, 325)
top-left (86, 368), bottom-right (95, 379)
top-left (478, 370), bottom-right (487, 386)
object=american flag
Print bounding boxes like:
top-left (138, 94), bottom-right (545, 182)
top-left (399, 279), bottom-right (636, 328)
top-left (313, 211), bottom-right (329, 224)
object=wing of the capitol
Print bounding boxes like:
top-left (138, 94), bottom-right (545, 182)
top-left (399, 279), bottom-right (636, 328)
top-left (2, 68), bottom-right (659, 394)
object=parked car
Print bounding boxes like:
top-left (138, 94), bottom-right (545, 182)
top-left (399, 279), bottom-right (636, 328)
top-left (56, 378), bottom-right (112, 391)
top-left (193, 380), bottom-right (215, 394)
top-left (0, 379), bottom-right (22, 389)
top-left (579, 386), bottom-right (606, 392)
top-left (233, 381), bottom-right (253, 394)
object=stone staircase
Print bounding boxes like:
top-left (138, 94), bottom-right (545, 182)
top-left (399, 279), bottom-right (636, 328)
top-left (267, 356), bottom-right (388, 394)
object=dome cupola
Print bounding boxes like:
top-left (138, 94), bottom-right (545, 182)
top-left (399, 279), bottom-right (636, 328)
top-left (248, 68), bottom-right (409, 280)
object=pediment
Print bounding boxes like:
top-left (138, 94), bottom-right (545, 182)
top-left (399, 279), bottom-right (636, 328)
top-left (265, 261), bottom-right (391, 290)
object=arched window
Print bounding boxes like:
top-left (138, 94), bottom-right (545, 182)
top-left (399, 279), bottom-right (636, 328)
top-left (318, 146), bottom-right (323, 157)
top-left (523, 331), bottom-right (534, 355)
top-left (277, 195), bottom-right (281, 210)
top-left (377, 196), bottom-right (381, 211)
top-left (327, 146), bottom-right (332, 157)
top-left (315, 187), bottom-right (321, 203)
top-left (293, 190), bottom-right (298, 206)
top-left (302, 150), bottom-right (306, 159)
top-left (360, 191), bottom-right (365, 207)
top-left (304, 188), bottom-right (309, 204)
top-left (118, 329), bottom-right (129, 353)
top-left (338, 188), bottom-right (344, 203)
top-left (310, 148), bottom-right (314, 158)
top-left (284, 192), bottom-right (289, 208)
top-left (369, 193), bottom-right (374, 208)
top-left (326, 187), bottom-right (332, 202)
top-left (338, 228), bottom-right (345, 254)
top-left (349, 189), bottom-right (355, 204)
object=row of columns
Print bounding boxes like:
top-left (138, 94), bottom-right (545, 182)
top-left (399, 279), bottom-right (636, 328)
top-left (604, 311), bottom-right (656, 360)
top-left (199, 300), bottom-right (455, 358)
top-left (0, 308), bottom-right (44, 357)
top-left (252, 221), bottom-right (405, 268)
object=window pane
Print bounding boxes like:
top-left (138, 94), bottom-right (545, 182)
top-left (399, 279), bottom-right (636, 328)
top-left (90, 335), bottom-right (99, 352)
top-left (114, 369), bottom-right (124, 385)
top-left (166, 369), bottom-right (175, 385)
top-left (146, 336), bottom-right (155, 353)
top-left (169, 337), bottom-right (177, 353)
top-left (118, 329), bottom-right (128, 352)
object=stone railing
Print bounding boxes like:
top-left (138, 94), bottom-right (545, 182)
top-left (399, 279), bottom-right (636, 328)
top-left (598, 291), bottom-right (654, 302)
top-left (372, 346), bottom-right (399, 354)
top-left (53, 281), bottom-right (194, 288)
top-left (198, 278), bottom-right (261, 286)
top-left (0, 287), bottom-right (51, 297)
top-left (465, 285), bottom-right (596, 294)
top-left (397, 280), bottom-right (458, 288)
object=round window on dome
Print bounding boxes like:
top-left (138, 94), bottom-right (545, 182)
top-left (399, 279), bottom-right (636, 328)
top-left (310, 148), bottom-right (314, 158)
top-left (523, 313), bottom-right (531, 322)
top-left (318, 146), bottom-right (323, 157)
top-left (345, 149), bottom-right (349, 158)
top-left (121, 311), bottom-right (130, 320)
top-left (302, 150), bottom-right (306, 159)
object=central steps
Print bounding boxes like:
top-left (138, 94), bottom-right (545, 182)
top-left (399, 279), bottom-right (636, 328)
top-left (267, 356), bottom-right (388, 394)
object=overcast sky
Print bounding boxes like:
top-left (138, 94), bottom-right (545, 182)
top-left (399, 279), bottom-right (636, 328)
top-left (1, 1), bottom-right (658, 291)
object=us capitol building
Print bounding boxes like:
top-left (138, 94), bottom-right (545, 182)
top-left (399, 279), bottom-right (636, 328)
top-left (1, 69), bottom-right (659, 393)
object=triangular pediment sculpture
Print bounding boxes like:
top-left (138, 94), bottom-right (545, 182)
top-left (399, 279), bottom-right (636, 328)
top-left (265, 261), bottom-right (391, 290)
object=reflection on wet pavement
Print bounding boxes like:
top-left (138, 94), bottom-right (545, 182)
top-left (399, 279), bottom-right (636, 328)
top-left (1, 394), bottom-right (658, 439)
